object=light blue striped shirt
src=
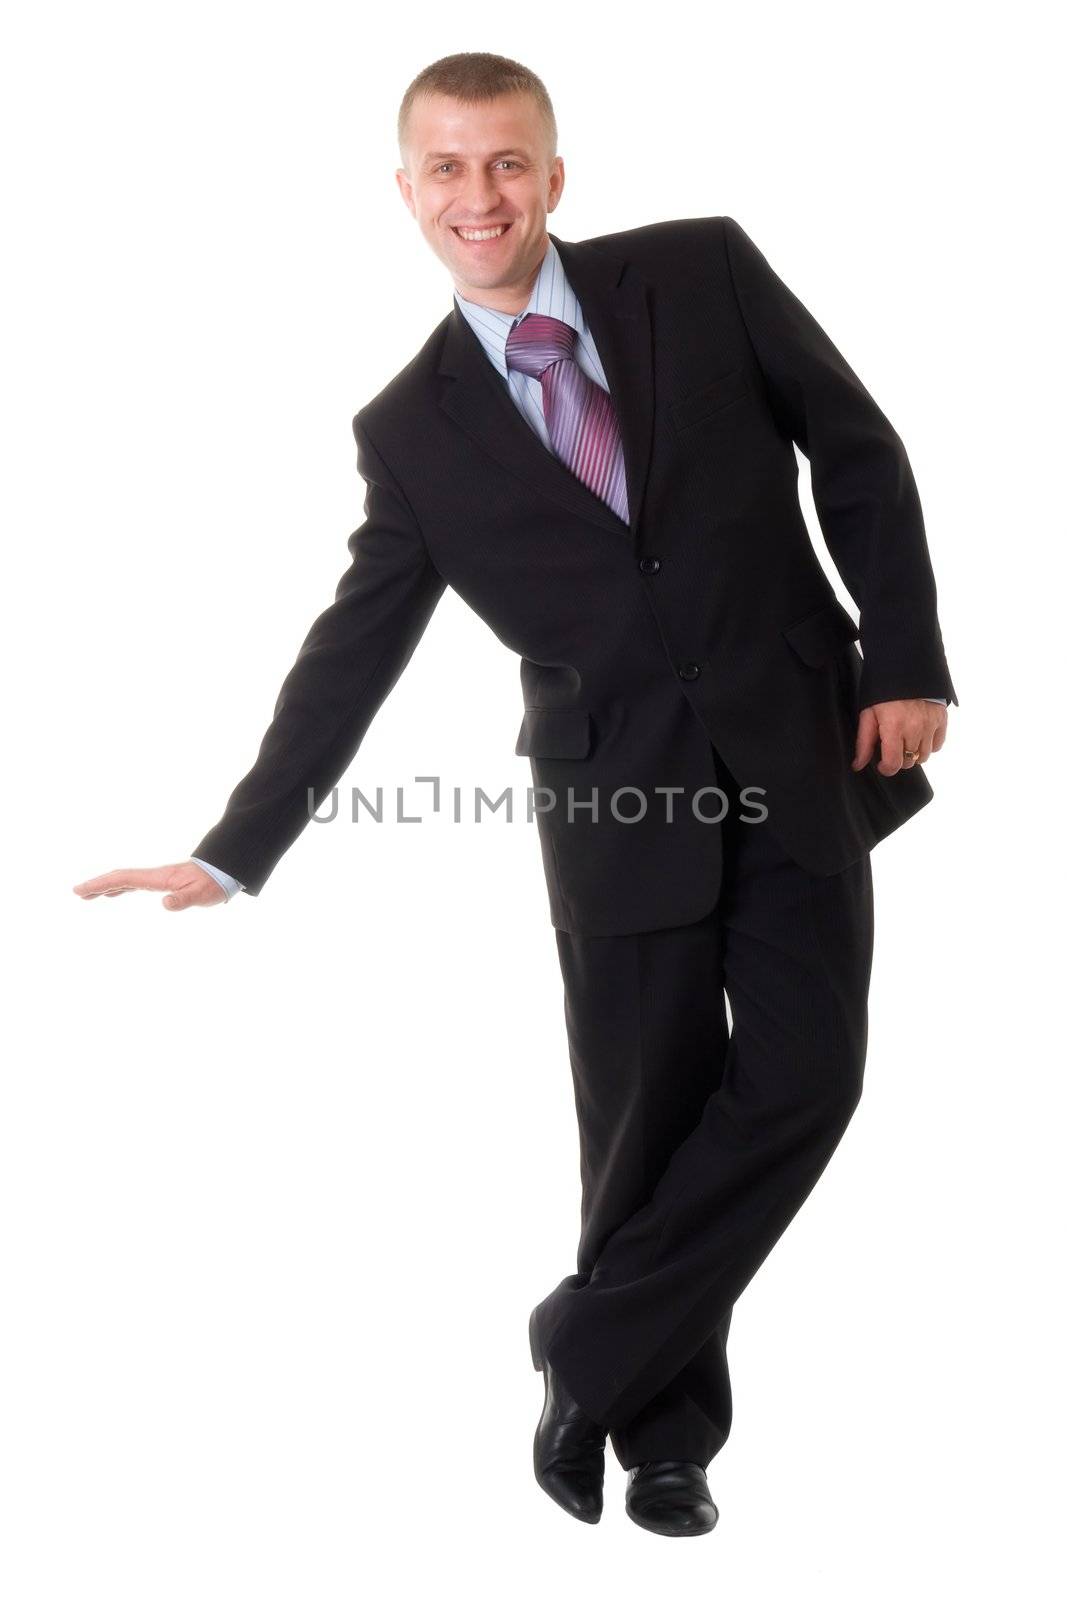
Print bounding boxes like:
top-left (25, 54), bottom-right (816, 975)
top-left (194, 234), bottom-right (943, 900)
top-left (451, 234), bottom-right (612, 445)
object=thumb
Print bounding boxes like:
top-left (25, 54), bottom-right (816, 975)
top-left (162, 890), bottom-right (197, 911)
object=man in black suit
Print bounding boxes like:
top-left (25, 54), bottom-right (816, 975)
top-left (74, 52), bottom-right (956, 1536)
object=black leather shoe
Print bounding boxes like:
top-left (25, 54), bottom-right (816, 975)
top-left (529, 1309), bottom-right (606, 1524)
top-left (625, 1460), bottom-right (720, 1536)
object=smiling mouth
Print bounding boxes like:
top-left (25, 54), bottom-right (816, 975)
top-left (451, 222), bottom-right (513, 242)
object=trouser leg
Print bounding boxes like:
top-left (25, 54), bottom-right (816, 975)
top-left (554, 910), bottom-right (735, 1468)
top-left (533, 764), bottom-right (875, 1436)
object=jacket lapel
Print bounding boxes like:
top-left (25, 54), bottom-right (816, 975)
top-left (436, 231), bottom-right (654, 543)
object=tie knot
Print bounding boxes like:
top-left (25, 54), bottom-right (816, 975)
top-left (504, 312), bottom-right (577, 381)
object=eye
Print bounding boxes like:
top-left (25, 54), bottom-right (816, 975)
top-left (433, 158), bottom-right (520, 176)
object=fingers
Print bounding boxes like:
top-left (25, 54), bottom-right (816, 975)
top-left (851, 707), bottom-right (881, 770)
top-left (901, 703), bottom-right (948, 769)
top-left (864, 700), bottom-right (949, 775)
top-left (72, 862), bottom-right (228, 909)
top-left (73, 866), bottom-right (173, 898)
top-left (914, 723), bottom-right (936, 763)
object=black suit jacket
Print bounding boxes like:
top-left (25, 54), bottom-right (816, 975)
top-left (191, 215), bottom-right (958, 934)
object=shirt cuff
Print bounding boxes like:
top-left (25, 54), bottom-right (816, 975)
top-left (190, 857), bottom-right (243, 901)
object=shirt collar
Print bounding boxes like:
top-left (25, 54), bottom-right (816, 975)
top-left (451, 235), bottom-right (583, 381)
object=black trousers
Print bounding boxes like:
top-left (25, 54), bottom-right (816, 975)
top-left (530, 748), bottom-right (875, 1470)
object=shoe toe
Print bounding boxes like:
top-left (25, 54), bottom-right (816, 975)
top-left (625, 1461), bottom-right (719, 1537)
top-left (541, 1471), bottom-right (603, 1523)
top-left (630, 1497), bottom-right (718, 1535)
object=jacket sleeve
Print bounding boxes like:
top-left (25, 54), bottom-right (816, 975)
top-left (720, 215), bottom-right (958, 709)
top-left (189, 413), bottom-right (447, 893)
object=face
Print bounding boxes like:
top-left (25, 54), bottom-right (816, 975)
top-left (396, 90), bottom-right (565, 314)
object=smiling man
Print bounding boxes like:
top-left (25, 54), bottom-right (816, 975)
top-left (74, 52), bottom-right (957, 1536)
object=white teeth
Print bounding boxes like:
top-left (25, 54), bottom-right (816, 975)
top-left (455, 225), bottom-right (507, 241)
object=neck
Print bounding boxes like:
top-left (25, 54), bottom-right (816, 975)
top-left (454, 234), bottom-right (550, 316)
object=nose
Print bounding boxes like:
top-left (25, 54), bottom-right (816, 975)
top-left (459, 172), bottom-right (503, 217)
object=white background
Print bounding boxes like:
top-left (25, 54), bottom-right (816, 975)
top-left (2, 1), bottom-right (1063, 1593)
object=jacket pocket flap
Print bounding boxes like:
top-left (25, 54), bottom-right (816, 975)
top-left (782, 602), bottom-right (861, 669)
top-left (515, 707), bottom-right (592, 759)
top-left (669, 368), bottom-right (749, 431)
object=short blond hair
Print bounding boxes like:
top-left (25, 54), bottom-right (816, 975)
top-left (398, 52), bottom-right (557, 169)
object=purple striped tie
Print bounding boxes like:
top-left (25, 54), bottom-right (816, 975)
top-left (504, 313), bottom-right (629, 524)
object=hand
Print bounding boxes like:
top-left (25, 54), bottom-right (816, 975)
top-left (852, 699), bottom-right (948, 776)
top-left (72, 861), bottom-right (228, 911)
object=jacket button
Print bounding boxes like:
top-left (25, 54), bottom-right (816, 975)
top-left (639, 556), bottom-right (661, 574)
top-left (678, 662), bottom-right (701, 681)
